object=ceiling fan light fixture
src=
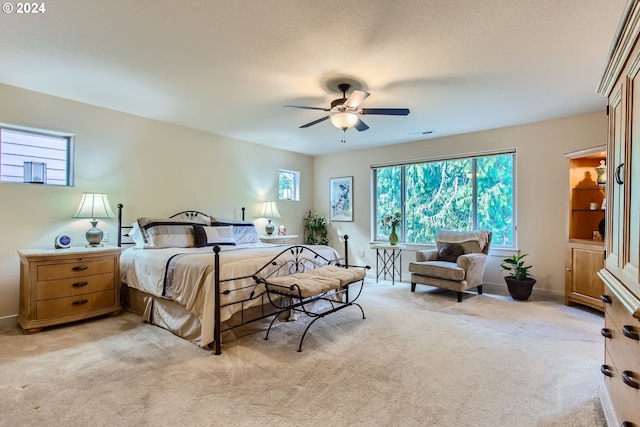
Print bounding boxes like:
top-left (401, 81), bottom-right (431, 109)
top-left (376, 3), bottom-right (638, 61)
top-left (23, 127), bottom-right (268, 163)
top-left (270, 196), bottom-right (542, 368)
top-left (330, 112), bottom-right (359, 130)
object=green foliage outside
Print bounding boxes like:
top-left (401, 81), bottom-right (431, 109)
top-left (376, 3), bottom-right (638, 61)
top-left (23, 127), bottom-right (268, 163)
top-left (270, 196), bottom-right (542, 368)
top-left (375, 154), bottom-right (514, 246)
top-left (279, 171), bottom-right (293, 200)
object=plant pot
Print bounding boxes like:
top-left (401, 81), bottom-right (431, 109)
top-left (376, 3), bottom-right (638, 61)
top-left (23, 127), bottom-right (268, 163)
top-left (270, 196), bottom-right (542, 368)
top-left (505, 276), bottom-right (536, 301)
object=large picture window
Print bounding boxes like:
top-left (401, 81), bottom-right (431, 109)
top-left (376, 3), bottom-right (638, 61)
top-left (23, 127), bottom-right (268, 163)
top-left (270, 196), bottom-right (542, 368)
top-left (0, 125), bottom-right (73, 186)
top-left (373, 152), bottom-right (515, 247)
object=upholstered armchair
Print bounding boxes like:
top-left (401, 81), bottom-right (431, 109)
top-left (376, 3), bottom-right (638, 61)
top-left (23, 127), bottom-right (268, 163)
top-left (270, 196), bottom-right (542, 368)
top-left (408, 230), bottom-right (492, 302)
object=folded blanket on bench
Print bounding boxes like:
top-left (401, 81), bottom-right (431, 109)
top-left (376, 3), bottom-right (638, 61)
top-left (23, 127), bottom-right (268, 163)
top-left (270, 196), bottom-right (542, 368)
top-left (266, 265), bottom-right (366, 298)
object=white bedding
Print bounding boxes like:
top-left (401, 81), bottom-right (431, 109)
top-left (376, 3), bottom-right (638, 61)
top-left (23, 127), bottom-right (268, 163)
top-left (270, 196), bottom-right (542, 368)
top-left (120, 242), bottom-right (340, 346)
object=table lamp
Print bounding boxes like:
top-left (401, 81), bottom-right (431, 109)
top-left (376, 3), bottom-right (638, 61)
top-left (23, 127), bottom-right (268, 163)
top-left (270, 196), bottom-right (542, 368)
top-left (260, 201), bottom-right (281, 235)
top-left (73, 192), bottom-right (115, 247)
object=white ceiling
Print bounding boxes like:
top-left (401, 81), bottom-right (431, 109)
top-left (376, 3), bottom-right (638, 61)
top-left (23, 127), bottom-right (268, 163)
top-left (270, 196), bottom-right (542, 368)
top-left (0, 0), bottom-right (628, 155)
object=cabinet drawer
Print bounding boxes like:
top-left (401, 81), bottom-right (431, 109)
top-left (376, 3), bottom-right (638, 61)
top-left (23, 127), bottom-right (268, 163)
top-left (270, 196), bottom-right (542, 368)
top-left (36, 258), bottom-right (115, 281)
top-left (606, 292), bottom-right (640, 364)
top-left (36, 289), bottom-right (115, 320)
top-left (36, 272), bottom-right (115, 300)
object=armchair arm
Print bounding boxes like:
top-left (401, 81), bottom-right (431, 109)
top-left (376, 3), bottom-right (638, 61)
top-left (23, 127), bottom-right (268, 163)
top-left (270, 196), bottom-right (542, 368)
top-left (457, 253), bottom-right (488, 286)
top-left (416, 249), bottom-right (439, 262)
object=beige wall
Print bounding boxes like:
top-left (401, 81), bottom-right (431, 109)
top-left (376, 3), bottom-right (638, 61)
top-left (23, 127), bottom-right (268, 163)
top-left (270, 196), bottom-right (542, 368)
top-left (313, 112), bottom-right (608, 295)
top-left (0, 83), bottom-right (313, 325)
top-left (0, 81), bottom-right (608, 326)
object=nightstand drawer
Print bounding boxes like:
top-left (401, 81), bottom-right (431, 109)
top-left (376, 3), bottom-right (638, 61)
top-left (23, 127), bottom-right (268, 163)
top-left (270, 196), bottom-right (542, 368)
top-left (18, 246), bottom-right (121, 333)
top-left (36, 289), bottom-right (116, 320)
top-left (36, 272), bottom-right (115, 300)
top-left (36, 258), bottom-right (115, 281)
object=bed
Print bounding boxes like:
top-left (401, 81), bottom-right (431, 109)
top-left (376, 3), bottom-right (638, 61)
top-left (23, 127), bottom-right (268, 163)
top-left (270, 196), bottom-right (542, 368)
top-left (117, 205), bottom-right (361, 354)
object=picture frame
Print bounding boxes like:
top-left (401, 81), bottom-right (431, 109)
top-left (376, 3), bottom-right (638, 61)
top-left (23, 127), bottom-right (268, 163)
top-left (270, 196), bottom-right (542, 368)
top-left (330, 176), bottom-right (353, 221)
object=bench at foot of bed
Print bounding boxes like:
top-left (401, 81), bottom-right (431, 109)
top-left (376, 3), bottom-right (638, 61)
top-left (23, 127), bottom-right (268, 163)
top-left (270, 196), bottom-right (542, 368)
top-left (262, 265), bottom-right (368, 352)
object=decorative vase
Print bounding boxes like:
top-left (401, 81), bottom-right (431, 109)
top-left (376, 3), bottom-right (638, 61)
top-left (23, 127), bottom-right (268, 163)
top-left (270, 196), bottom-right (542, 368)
top-left (389, 224), bottom-right (399, 245)
top-left (505, 277), bottom-right (536, 301)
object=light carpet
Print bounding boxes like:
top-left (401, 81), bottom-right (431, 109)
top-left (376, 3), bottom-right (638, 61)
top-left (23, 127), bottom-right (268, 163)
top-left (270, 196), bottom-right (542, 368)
top-left (0, 281), bottom-right (606, 427)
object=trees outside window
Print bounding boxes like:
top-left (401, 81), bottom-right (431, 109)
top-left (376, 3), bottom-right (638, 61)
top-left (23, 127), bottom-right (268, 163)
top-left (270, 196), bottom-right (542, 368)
top-left (279, 169), bottom-right (300, 201)
top-left (374, 152), bottom-right (514, 247)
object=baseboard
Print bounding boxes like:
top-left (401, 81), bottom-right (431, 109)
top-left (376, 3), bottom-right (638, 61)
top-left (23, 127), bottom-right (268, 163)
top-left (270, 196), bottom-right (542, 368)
top-left (0, 315), bottom-right (18, 330)
top-left (482, 282), bottom-right (564, 303)
top-left (598, 382), bottom-right (617, 427)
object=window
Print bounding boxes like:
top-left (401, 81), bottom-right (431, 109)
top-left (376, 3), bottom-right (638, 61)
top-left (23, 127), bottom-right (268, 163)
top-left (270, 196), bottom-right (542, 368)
top-left (279, 169), bottom-right (300, 201)
top-left (373, 152), bottom-right (515, 247)
top-left (0, 125), bottom-right (73, 186)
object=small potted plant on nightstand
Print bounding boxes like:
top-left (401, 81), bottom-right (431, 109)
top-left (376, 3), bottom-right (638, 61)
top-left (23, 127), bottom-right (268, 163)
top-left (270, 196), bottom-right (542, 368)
top-left (500, 254), bottom-right (536, 301)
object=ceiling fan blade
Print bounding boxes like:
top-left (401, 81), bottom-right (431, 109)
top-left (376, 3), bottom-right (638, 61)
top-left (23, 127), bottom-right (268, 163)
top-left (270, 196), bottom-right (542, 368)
top-left (360, 108), bottom-right (410, 116)
top-left (285, 105), bottom-right (331, 111)
top-left (300, 116), bottom-right (330, 128)
top-left (355, 118), bottom-right (369, 132)
top-left (344, 90), bottom-right (370, 109)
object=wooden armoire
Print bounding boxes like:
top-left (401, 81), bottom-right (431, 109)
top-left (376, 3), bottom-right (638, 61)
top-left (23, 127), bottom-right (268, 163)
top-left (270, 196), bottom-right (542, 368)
top-left (596, 1), bottom-right (640, 425)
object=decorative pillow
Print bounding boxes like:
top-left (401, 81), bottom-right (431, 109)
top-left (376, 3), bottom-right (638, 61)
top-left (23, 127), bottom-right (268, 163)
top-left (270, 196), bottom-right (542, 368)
top-left (136, 217), bottom-right (203, 249)
top-left (437, 243), bottom-right (465, 263)
top-left (212, 220), bottom-right (260, 244)
top-left (128, 222), bottom-right (146, 247)
top-left (193, 225), bottom-right (236, 247)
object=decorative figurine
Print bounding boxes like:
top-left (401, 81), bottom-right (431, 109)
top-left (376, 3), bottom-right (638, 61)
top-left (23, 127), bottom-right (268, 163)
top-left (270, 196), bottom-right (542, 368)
top-left (595, 160), bottom-right (606, 185)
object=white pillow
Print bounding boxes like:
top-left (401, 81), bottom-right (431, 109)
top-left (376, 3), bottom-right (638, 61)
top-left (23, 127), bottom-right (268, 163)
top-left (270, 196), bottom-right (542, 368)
top-left (194, 225), bottom-right (236, 247)
top-left (212, 220), bottom-right (260, 244)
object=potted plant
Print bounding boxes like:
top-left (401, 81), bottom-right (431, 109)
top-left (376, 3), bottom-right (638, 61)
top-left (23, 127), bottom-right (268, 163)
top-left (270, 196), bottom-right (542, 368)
top-left (381, 212), bottom-right (402, 245)
top-left (500, 254), bottom-right (536, 301)
top-left (303, 211), bottom-right (328, 245)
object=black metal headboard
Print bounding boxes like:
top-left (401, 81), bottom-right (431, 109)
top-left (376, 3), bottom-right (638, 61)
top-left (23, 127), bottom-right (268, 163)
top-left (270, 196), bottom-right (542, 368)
top-left (117, 204), bottom-right (246, 247)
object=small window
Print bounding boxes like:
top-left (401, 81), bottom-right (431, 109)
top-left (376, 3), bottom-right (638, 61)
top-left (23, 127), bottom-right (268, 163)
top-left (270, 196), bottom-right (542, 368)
top-left (0, 125), bottom-right (73, 186)
top-left (279, 169), bottom-right (300, 201)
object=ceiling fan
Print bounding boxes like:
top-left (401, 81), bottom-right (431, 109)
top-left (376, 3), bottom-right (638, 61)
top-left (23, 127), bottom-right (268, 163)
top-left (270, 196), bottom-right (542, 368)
top-left (285, 83), bottom-right (410, 142)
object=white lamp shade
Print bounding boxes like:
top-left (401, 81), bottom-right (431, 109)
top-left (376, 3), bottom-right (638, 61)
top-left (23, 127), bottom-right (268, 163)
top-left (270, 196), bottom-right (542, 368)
top-left (73, 192), bottom-right (115, 219)
top-left (330, 112), bottom-right (359, 130)
top-left (260, 201), bottom-right (281, 219)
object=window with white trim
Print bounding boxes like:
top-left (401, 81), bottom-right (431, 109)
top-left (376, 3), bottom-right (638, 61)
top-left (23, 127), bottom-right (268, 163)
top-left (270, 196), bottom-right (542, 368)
top-left (0, 125), bottom-right (73, 186)
top-left (279, 169), bottom-right (300, 201)
top-left (373, 151), bottom-right (515, 247)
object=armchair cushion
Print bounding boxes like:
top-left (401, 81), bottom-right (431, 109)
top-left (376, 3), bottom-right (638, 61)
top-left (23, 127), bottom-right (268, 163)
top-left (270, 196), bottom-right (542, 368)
top-left (409, 261), bottom-right (466, 281)
top-left (437, 243), bottom-right (465, 262)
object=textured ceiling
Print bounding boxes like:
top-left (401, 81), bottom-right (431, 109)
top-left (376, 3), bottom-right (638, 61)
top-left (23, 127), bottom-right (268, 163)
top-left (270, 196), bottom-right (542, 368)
top-left (0, 0), bottom-right (628, 155)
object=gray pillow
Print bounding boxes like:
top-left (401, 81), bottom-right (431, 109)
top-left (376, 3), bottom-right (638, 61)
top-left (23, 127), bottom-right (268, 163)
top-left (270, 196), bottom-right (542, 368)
top-left (438, 243), bottom-right (465, 262)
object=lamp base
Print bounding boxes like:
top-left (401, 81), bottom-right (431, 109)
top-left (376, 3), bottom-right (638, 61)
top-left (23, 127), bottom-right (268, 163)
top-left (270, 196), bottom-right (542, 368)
top-left (265, 220), bottom-right (275, 236)
top-left (85, 220), bottom-right (104, 247)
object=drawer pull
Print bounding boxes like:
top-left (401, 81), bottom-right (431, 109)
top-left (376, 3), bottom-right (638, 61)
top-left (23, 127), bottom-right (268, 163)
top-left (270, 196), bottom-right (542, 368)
top-left (622, 325), bottom-right (639, 341)
top-left (72, 281), bottom-right (89, 288)
top-left (621, 371), bottom-right (639, 389)
top-left (72, 265), bottom-right (88, 271)
top-left (600, 295), bottom-right (612, 304)
top-left (71, 299), bottom-right (89, 306)
top-left (600, 364), bottom-right (613, 377)
top-left (600, 328), bottom-right (612, 339)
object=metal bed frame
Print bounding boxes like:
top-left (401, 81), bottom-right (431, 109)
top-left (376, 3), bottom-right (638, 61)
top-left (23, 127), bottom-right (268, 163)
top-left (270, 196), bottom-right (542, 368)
top-left (116, 204), bottom-right (365, 354)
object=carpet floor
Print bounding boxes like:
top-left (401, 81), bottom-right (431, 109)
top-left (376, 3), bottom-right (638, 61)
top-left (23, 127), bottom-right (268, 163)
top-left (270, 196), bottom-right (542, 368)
top-left (0, 280), bottom-right (606, 427)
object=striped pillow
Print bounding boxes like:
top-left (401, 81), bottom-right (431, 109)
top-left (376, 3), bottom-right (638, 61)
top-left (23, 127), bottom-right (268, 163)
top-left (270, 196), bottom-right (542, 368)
top-left (212, 220), bottom-right (260, 244)
top-left (137, 217), bottom-right (204, 248)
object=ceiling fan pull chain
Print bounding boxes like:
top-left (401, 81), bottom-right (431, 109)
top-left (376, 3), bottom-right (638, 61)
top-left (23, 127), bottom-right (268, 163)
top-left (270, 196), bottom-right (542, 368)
top-left (341, 129), bottom-right (347, 143)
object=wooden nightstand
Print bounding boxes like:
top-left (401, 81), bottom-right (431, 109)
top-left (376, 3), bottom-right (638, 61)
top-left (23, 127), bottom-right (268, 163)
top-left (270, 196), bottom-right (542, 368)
top-left (17, 246), bottom-right (122, 333)
top-left (259, 234), bottom-right (299, 244)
